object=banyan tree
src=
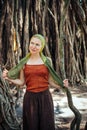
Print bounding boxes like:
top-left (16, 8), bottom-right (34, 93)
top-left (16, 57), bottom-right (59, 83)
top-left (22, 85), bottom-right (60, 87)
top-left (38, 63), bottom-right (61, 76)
top-left (0, 0), bottom-right (87, 130)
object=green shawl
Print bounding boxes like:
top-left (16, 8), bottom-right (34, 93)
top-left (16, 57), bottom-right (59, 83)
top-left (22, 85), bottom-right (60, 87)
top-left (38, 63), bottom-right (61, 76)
top-left (8, 52), bottom-right (64, 89)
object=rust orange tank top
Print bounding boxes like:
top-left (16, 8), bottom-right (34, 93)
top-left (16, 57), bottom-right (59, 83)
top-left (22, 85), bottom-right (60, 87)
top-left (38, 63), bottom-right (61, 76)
top-left (24, 64), bottom-right (49, 92)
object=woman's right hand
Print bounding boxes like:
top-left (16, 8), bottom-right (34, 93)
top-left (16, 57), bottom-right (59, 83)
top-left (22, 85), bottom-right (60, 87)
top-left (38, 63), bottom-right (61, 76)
top-left (2, 69), bottom-right (9, 79)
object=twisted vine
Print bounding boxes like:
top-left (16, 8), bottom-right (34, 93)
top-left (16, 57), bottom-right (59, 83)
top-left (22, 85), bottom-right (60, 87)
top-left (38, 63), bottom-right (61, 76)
top-left (65, 87), bottom-right (82, 130)
top-left (0, 67), bottom-right (21, 130)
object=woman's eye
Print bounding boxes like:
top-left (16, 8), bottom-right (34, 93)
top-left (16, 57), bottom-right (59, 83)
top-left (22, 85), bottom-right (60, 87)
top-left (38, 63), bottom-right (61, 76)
top-left (36, 43), bottom-right (40, 46)
top-left (30, 42), bottom-right (34, 45)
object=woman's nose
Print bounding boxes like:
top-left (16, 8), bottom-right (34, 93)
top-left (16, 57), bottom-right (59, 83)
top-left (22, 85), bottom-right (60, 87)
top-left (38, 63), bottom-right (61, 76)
top-left (32, 44), bottom-right (36, 48)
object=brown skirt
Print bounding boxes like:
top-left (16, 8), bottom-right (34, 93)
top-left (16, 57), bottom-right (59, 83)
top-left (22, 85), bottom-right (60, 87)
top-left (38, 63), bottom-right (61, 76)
top-left (23, 89), bottom-right (55, 130)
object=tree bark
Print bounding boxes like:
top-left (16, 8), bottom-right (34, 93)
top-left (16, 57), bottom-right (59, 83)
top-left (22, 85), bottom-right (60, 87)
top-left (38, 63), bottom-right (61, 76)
top-left (0, 1), bottom-right (87, 129)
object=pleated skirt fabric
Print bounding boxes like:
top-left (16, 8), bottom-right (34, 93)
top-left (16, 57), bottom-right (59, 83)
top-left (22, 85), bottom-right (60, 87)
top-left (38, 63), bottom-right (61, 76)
top-left (23, 89), bottom-right (55, 130)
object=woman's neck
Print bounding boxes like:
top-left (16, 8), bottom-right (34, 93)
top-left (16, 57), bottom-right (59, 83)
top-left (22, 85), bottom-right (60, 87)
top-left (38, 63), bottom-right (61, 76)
top-left (30, 53), bottom-right (40, 59)
top-left (27, 53), bottom-right (44, 65)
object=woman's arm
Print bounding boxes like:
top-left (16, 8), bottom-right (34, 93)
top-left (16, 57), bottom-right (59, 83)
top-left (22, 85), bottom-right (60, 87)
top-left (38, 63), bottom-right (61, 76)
top-left (49, 74), bottom-right (68, 89)
top-left (49, 74), bottom-right (60, 89)
top-left (47, 57), bottom-right (69, 88)
top-left (2, 69), bottom-right (25, 86)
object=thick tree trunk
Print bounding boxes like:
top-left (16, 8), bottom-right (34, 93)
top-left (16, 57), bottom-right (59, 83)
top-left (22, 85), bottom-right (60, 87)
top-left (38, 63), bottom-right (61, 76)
top-left (0, 1), bottom-right (87, 130)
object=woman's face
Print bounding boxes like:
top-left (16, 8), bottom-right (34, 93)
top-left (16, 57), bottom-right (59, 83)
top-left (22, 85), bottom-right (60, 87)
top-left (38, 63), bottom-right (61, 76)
top-left (29, 37), bottom-right (42, 54)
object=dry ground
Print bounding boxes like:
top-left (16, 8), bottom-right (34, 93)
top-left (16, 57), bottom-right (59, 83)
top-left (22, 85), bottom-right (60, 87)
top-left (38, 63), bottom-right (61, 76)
top-left (51, 87), bottom-right (87, 130)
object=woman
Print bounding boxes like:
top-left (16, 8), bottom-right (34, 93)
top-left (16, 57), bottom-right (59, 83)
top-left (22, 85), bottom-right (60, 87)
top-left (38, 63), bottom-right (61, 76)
top-left (3, 34), bottom-right (68, 130)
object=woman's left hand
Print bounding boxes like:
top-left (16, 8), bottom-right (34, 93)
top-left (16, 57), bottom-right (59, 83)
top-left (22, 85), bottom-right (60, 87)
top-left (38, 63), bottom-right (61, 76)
top-left (63, 79), bottom-right (69, 88)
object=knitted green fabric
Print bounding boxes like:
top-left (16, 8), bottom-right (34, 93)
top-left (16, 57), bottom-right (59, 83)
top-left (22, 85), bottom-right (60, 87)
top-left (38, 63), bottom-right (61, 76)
top-left (8, 53), bottom-right (64, 89)
top-left (8, 53), bottom-right (31, 79)
top-left (41, 53), bottom-right (64, 87)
